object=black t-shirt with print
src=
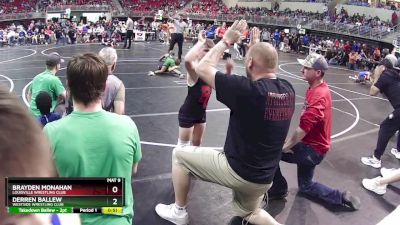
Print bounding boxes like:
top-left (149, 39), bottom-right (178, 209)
top-left (375, 68), bottom-right (400, 109)
top-left (215, 71), bottom-right (295, 184)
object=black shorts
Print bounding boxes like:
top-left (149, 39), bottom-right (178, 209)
top-left (178, 113), bottom-right (206, 128)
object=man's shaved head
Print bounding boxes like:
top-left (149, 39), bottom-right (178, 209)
top-left (246, 42), bottom-right (278, 73)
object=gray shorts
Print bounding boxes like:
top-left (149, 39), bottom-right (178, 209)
top-left (173, 146), bottom-right (272, 217)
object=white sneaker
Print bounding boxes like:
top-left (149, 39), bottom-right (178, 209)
top-left (362, 177), bottom-right (387, 195)
top-left (361, 155), bottom-right (381, 168)
top-left (148, 71), bottom-right (155, 76)
top-left (179, 74), bottom-right (185, 79)
top-left (155, 203), bottom-right (189, 225)
top-left (380, 167), bottom-right (398, 178)
top-left (390, 148), bottom-right (400, 159)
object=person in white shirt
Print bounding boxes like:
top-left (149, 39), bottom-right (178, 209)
top-left (151, 20), bottom-right (159, 40)
top-left (262, 28), bottom-right (270, 42)
top-left (168, 14), bottom-right (188, 60)
top-left (7, 30), bottom-right (16, 46)
top-left (124, 15), bottom-right (134, 49)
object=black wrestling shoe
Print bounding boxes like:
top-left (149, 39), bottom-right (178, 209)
top-left (342, 191), bottom-right (361, 211)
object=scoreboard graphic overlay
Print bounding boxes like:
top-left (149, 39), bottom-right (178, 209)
top-left (6, 178), bottom-right (124, 214)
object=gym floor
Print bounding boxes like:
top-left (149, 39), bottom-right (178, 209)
top-left (0, 42), bottom-right (399, 225)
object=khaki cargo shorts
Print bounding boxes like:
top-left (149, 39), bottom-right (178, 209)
top-left (173, 146), bottom-right (272, 217)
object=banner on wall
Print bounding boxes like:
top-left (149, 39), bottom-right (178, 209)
top-left (66, 8), bottom-right (71, 16)
top-left (155, 10), bottom-right (163, 20)
top-left (135, 31), bottom-right (146, 41)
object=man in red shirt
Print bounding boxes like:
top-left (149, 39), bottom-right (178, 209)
top-left (392, 11), bottom-right (398, 27)
top-left (343, 41), bottom-right (351, 54)
top-left (268, 53), bottom-right (361, 211)
top-left (215, 22), bottom-right (227, 42)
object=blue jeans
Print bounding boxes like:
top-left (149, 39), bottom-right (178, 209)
top-left (56, 37), bottom-right (65, 45)
top-left (349, 63), bottom-right (356, 70)
top-left (270, 143), bottom-right (343, 206)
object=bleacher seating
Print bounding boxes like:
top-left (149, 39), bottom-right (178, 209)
top-left (121, 0), bottom-right (190, 13)
top-left (0, 0), bottom-right (38, 14)
top-left (185, 0), bottom-right (230, 17)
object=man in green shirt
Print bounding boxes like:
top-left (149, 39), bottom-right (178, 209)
top-left (28, 52), bottom-right (66, 117)
top-left (44, 53), bottom-right (142, 225)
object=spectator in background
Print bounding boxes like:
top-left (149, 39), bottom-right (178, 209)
top-left (273, 29), bottom-right (280, 48)
top-left (7, 29), bottom-right (16, 46)
top-left (262, 28), bottom-right (271, 43)
top-left (18, 29), bottom-right (26, 45)
top-left (36, 91), bottom-right (62, 126)
top-left (98, 47), bottom-right (125, 114)
top-left (392, 11), bottom-right (398, 27)
top-left (369, 47), bottom-right (382, 68)
top-left (55, 26), bottom-right (65, 45)
top-left (215, 22), bottom-right (227, 43)
top-left (0, 30), bottom-right (4, 48)
top-left (349, 51), bottom-right (358, 70)
top-left (373, 47), bottom-right (381, 62)
top-left (28, 52), bottom-right (66, 117)
top-left (68, 28), bottom-right (76, 44)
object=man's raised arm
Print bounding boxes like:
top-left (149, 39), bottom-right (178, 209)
top-left (195, 20), bottom-right (247, 89)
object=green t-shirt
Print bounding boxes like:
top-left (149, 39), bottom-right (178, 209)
top-left (30, 69), bottom-right (65, 117)
top-left (44, 110), bottom-right (142, 225)
top-left (163, 57), bottom-right (176, 68)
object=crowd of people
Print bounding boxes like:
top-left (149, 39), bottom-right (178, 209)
top-left (0, 14), bottom-right (394, 87)
top-left (348, 0), bottom-right (400, 10)
top-left (323, 6), bottom-right (396, 30)
top-left (0, 0), bottom-right (37, 15)
top-left (38, 0), bottom-right (115, 10)
top-left (185, 0), bottom-right (229, 17)
top-left (204, 22), bottom-right (391, 76)
top-left (119, 0), bottom-right (188, 14)
top-left (0, 18), bottom-right (153, 47)
top-left (0, 0), bottom-right (397, 50)
top-left (0, 10), bottom-right (395, 89)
